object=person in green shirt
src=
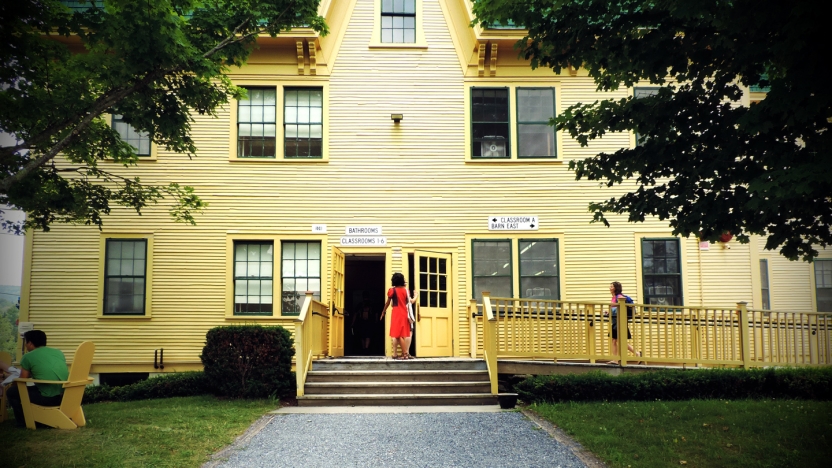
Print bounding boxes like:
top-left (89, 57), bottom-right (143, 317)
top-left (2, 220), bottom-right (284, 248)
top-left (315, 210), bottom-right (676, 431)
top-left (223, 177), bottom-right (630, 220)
top-left (8, 330), bottom-right (69, 428)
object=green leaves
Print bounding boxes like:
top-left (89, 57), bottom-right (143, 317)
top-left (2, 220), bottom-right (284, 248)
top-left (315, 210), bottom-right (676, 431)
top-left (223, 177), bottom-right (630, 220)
top-left (0, 0), bottom-right (327, 232)
top-left (473, 0), bottom-right (831, 260)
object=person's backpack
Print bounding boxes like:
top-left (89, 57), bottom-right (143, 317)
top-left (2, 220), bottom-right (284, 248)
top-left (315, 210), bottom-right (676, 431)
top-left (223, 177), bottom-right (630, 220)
top-left (624, 295), bottom-right (634, 319)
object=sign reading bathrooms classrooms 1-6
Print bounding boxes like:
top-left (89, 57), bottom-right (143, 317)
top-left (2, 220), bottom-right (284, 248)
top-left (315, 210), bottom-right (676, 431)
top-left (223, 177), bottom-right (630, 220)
top-left (345, 226), bottom-right (382, 235)
top-left (488, 216), bottom-right (539, 231)
top-left (341, 226), bottom-right (386, 246)
top-left (340, 236), bottom-right (387, 246)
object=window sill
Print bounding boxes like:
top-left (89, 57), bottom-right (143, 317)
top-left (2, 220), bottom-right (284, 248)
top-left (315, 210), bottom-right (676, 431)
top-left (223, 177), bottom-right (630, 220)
top-left (465, 158), bottom-right (564, 164)
top-left (97, 314), bottom-right (152, 320)
top-left (368, 42), bottom-right (428, 50)
top-left (225, 315), bottom-right (294, 321)
top-left (229, 157), bottom-right (328, 163)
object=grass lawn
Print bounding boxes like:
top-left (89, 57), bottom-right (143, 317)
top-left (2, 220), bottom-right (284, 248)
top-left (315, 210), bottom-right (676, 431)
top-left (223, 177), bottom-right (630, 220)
top-left (530, 399), bottom-right (831, 468)
top-left (0, 395), bottom-right (276, 467)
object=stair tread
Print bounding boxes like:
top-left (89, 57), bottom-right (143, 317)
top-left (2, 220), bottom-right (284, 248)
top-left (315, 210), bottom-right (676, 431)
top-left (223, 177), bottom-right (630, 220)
top-left (298, 393), bottom-right (494, 399)
top-left (308, 370), bottom-right (487, 374)
top-left (305, 381), bottom-right (489, 387)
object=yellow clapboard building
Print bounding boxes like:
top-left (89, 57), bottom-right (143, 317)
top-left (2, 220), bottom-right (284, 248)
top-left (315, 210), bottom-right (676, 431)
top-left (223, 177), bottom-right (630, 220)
top-left (17, 0), bottom-right (832, 381)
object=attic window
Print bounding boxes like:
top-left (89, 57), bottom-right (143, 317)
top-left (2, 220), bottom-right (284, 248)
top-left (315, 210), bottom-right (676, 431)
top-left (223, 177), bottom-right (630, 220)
top-left (381, 0), bottom-right (415, 43)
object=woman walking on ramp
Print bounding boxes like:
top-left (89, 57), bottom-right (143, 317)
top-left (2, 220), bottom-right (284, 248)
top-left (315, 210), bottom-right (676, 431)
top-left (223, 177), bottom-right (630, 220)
top-left (380, 272), bottom-right (417, 360)
top-left (606, 281), bottom-right (642, 365)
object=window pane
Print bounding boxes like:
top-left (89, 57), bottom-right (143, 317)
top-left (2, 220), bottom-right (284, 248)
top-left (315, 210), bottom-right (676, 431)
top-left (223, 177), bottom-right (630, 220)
top-left (518, 124), bottom-right (555, 157)
top-left (282, 241), bottom-right (322, 314)
top-left (517, 89), bottom-right (554, 122)
top-left (473, 277), bottom-right (511, 300)
top-left (521, 277), bottom-right (558, 299)
top-left (816, 260), bottom-right (832, 312)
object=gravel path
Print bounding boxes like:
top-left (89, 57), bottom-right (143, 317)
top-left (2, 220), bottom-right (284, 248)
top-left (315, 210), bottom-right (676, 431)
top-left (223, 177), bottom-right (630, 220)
top-left (211, 411), bottom-right (587, 468)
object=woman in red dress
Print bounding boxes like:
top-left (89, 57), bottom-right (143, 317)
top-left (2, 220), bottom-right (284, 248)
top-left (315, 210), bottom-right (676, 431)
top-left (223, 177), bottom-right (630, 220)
top-left (380, 272), bottom-right (416, 360)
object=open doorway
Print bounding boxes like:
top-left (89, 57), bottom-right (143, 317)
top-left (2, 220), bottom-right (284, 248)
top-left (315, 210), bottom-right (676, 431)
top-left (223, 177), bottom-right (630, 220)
top-left (344, 254), bottom-right (386, 356)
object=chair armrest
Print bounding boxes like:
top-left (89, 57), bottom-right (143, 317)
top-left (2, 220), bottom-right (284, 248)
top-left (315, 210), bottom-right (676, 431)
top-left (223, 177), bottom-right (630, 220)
top-left (62, 379), bottom-right (94, 388)
top-left (14, 378), bottom-right (68, 385)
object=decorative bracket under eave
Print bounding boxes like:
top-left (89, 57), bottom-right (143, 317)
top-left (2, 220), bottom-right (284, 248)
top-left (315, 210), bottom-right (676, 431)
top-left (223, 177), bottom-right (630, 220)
top-left (489, 43), bottom-right (498, 77)
top-left (295, 39), bottom-right (319, 76)
top-left (297, 41), bottom-right (305, 75)
top-left (477, 42), bottom-right (498, 77)
top-left (477, 43), bottom-right (486, 77)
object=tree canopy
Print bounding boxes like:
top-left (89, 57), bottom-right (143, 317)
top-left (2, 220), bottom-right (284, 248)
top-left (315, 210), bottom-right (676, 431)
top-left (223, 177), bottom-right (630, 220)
top-left (472, 0), bottom-right (831, 260)
top-left (0, 0), bottom-right (327, 233)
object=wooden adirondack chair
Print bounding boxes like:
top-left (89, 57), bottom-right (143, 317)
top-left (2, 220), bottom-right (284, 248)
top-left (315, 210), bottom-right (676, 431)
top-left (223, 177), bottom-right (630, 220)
top-left (14, 341), bottom-right (95, 430)
top-left (0, 350), bottom-right (12, 422)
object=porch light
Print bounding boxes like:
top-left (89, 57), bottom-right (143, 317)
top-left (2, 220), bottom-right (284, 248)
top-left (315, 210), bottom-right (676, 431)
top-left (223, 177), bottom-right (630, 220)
top-left (391, 113), bottom-right (403, 123)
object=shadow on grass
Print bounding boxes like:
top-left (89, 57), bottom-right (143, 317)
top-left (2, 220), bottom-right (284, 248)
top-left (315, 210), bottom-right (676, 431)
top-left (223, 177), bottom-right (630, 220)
top-left (0, 395), bottom-right (276, 468)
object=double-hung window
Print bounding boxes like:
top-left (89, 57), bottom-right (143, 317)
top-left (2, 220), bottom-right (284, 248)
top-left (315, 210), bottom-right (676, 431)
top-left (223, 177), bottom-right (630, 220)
top-left (519, 240), bottom-right (560, 299)
top-left (472, 238), bottom-right (560, 300)
top-left (236, 86), bottom-right (324, 160)
top-left (760, 259), bottom-right (771, 310)
top-left (381, 0), bottom-right (416, 43)
top-left (284, 88), bottom-right (323, 158)
top-left (233, 242), bottom-right (274, 315)
top-left (237, 88), bottom-right (277, 158)
top-left (815, 260), bottom-right (832, 312)
top-left (104, 239), bottom-right (147, 315)
top-left (634, 87), bottom-right (660, 145)
top-left (471, 87), bottom-right (557, 159)
top-left (281, 241), bottom-right (322, 314)
top-left (641, 238), bottom-right (683, 305)
top-left (112, 114), bottom-right (151, 156)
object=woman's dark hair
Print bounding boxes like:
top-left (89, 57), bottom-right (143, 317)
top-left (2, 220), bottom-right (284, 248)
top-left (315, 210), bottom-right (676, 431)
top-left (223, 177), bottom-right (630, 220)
top-left (23, 329), bottom-right (47, 347)
top-left (391, 273), bottom-right (405, 305)
top-left (611, 281), bottom-right (623, 296)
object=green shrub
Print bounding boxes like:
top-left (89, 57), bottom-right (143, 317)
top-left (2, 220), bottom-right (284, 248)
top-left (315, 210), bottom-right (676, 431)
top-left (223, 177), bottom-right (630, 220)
top-left (83, 371), bottom-right (209, 404)
top-left (200, 325), bottom-right (295, 399)
top-left (515, 367), bottom-right (832, 403)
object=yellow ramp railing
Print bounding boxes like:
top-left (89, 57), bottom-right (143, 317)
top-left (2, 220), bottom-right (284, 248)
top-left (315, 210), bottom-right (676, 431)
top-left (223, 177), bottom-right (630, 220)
top-left (475, 294), bottom-right (832, 369)
top-left (294, 292), bottom-right (330, 397)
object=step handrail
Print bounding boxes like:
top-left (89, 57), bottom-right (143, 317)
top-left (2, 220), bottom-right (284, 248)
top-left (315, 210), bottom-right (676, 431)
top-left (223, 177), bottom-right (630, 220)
top-left (295, 292), bottom-right (315, 397)
top-left (481, 291), bottom-right (498, 394)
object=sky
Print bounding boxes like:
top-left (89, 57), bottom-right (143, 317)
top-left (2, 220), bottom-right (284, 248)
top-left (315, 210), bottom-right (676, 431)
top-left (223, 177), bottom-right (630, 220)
top-left (0, 133), bottom-right (25, 287)
top-left (0, 206), bottom-right (25, 288)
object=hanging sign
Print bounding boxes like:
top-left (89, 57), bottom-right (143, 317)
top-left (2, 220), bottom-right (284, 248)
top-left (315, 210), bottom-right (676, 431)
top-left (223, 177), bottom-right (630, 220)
top-left (340, 236), bottom-right (387, 246)
top-left (345, 226), bottom-right (383, 235)
top-left (488, 216), bottom-right (539, 231)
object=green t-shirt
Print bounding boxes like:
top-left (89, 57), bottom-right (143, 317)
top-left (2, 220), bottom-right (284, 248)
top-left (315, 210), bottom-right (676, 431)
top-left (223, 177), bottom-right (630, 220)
top-left (20, 346), bottom-right (69, 397)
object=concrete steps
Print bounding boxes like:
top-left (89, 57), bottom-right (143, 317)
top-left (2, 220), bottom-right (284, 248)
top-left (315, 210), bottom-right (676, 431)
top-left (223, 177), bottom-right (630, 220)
top-left (297, 358), bottom-right (500, 407)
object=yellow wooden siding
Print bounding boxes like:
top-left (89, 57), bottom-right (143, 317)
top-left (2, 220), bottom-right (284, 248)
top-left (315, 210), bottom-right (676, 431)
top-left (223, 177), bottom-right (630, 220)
top-left (20, 0), bottom-right (824, 368)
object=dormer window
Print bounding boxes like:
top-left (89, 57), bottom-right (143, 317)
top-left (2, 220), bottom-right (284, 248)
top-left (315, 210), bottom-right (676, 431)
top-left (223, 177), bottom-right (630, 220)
top-left (381, 0), bottom-right (416, 43)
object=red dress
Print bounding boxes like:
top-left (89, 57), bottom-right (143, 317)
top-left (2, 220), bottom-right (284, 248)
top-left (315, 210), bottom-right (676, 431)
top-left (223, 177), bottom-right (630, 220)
top-left (388, 287), bottom-right (411, 338)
